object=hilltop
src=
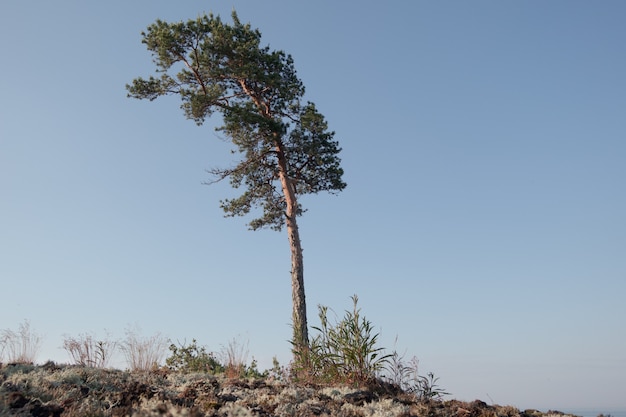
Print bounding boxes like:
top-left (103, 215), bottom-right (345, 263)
top-left (0, 362), bottom-right (580, 417)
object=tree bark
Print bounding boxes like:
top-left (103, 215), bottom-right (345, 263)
top-left (287, 204), bottom-right (308, 352)
top-left (275, 140), bottom-right (309, 353)
top-left (241, 77), bottom-right (309, 353)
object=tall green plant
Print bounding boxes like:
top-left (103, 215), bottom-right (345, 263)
top-left (298, 295), bottom-right (391, 384)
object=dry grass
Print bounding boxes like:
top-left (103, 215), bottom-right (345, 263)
top-left (62, 333), bottom-right (117, 368)
top-left (220, 337), bottom-right (249, 379)
top-left (120, 328), bottom-right (168, 371)
top-left (0, 320), bottom-right (42, 364)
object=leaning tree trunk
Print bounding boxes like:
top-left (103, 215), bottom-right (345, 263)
top-left (275, 141), bottom-right (309, 354)
top-left (287, 205), bottom-right (308, 352)
top-left (241, 78), bottom-right (309, 354)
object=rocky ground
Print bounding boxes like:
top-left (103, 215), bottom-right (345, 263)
top-left (0, 362), bottom-right (580, 417)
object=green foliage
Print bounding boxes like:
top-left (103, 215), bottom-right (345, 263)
top-left (294, 295), bottom-right (391, 385)
top-left (166, 339), bottom-right (224, 374)
top-left (126, 11), bottom-right (345, 232)
top-left (166, 338), bottom-right (265, 378)
top-left (268, 356), bottom-right (288, 381)
top-left (243, 358), bottom-right (267, 379)
top-left (415, 372), bottom-right (451, 401)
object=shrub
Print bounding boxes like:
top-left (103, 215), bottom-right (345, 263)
top-left (166, 339), bottom-right (224, 374)
top-left (295, 295), bottom-right (391, 385)
top-left (0, 320), bottom-right (42, 364)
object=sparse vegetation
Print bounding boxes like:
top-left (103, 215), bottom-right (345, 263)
top-left (165, 338), bottom-right (265, 379)
top-left (220, 336), bottom-right (250, 379)
top-left (120, 327), bottom-right (168, 371)
top-left (62, 332), bottom-right (117, 368)
top-left (0, 320), bottom-right (42, 364)
top-left (0, 300), bottom-right (576, 417)
top-left (414, 372), bottom-right (451, 401)
top-left (0, 362), bottom-right (582, 417)
top-left (384, 349), bottom-right (421, 391)
top-left (383, 350), bottom-right (450, 401)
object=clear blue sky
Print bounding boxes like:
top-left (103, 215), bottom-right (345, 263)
top-left (1, 0), bottom-right (624, 411)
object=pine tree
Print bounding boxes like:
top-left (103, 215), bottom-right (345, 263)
top-left (127, 11), bottom-right (346, 354)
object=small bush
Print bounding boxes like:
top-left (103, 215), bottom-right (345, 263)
top-left (166, 339), bottom-right (224, 374)
top-left (0, 320), bottom-right (42, 364)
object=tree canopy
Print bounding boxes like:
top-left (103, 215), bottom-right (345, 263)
top-left (127, 12), bottom-right (345, 231)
